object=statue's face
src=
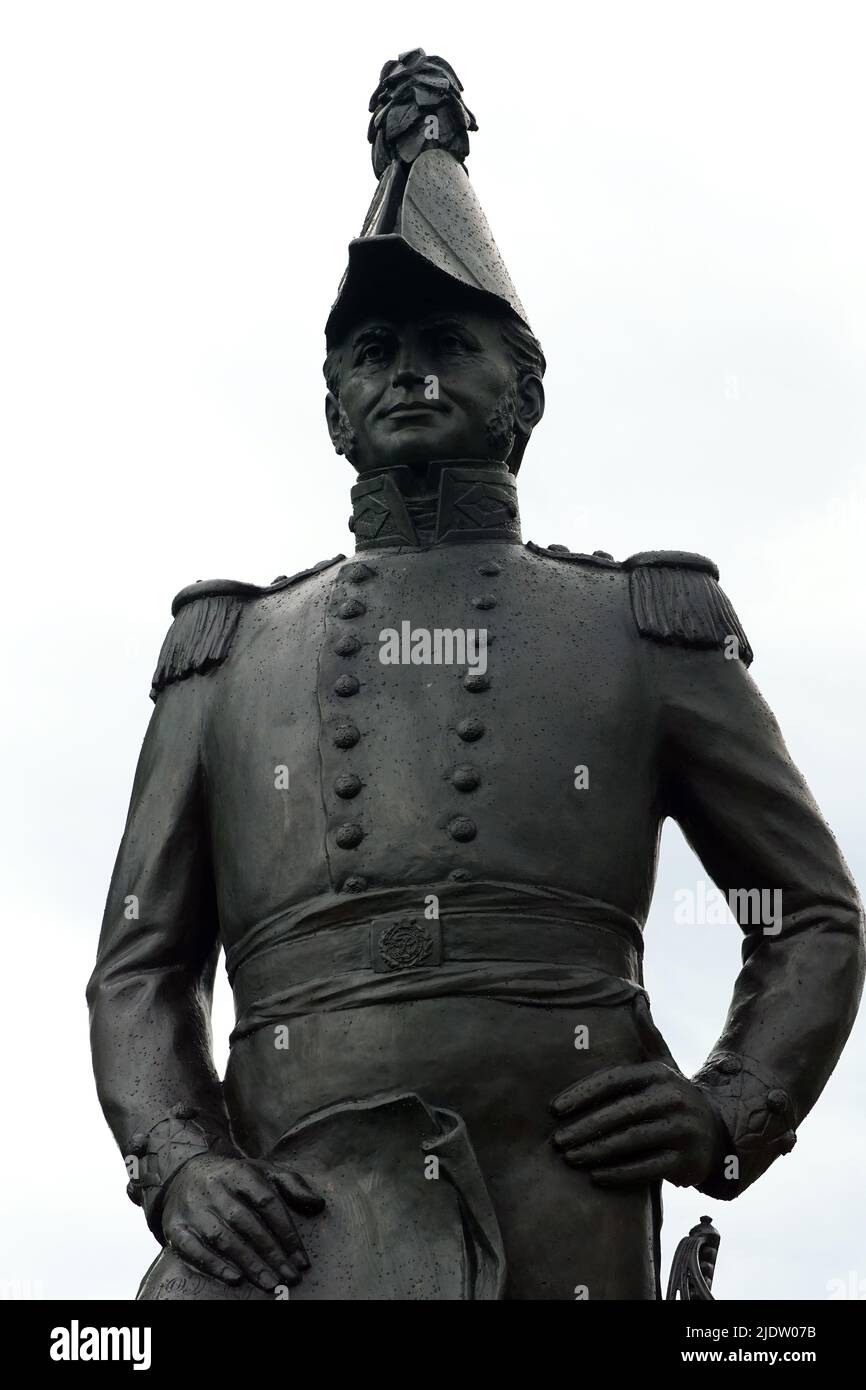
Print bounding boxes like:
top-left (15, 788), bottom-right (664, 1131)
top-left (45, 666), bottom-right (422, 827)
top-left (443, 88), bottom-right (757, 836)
top-left (326, 308), bottom-right (536, 473)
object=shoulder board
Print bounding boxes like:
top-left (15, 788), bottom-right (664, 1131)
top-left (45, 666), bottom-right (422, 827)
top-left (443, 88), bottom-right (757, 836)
top-left (624, 550), bottom-right (753, 666)
top-left (526, 541), bottom-right (621, 569)
top-left (150, 554), bottom-right (345, 700)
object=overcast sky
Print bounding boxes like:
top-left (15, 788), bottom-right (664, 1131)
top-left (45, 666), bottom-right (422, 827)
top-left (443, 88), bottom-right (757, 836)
top-left (1, 0), bottom-right (864, 1301)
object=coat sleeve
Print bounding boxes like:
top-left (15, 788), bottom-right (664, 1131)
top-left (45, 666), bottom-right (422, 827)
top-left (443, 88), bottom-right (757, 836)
top-left (87, 671), bottom-right (234, 1234)
top-left (645, 637), bottom-right (865, 1198)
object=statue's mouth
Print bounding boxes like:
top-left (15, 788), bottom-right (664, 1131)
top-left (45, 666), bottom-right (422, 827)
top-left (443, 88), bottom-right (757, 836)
top-left (385, 402), bottom-right (446, 419)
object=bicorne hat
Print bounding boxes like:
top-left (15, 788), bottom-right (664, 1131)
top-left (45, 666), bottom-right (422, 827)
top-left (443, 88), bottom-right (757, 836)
top-left (325, 49), bottom-right (532, 349)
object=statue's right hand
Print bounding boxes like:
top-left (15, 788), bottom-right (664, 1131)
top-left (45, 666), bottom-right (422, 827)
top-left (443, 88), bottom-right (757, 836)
top-left (161, 1153), bottom-right (324, 1293)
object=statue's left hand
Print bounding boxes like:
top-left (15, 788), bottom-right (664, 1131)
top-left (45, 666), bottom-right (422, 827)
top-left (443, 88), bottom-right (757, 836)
top-left (549, 1061), bottom-right (725, 1189)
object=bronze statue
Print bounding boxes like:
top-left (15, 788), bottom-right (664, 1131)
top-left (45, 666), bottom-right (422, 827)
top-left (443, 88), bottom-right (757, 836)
top-left (88, 49), bottom-right (865, 1300)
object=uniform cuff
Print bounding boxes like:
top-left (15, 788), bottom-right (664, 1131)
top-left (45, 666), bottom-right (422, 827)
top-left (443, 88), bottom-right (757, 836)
top-left (692, 1051), bottom-right (797, 1199)
top-left (124, 1103), bottom-right (238, 1242)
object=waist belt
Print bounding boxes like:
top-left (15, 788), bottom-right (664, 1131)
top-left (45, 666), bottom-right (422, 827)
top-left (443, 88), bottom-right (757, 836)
top-left (231, 910), bottom-right (644, 1029)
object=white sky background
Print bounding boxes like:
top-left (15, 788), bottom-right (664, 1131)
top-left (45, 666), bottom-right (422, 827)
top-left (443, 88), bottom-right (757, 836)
top-left (1, 0), bottom-right (864, 1301)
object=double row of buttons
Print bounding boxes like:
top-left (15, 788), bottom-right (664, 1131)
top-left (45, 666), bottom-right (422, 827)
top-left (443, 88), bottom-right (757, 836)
top-left (329, 554), bottom-right (501, 887)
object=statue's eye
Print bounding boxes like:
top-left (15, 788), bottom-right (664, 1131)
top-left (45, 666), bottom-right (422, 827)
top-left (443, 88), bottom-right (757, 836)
top-left (358, 340), bottom-right (391, 364)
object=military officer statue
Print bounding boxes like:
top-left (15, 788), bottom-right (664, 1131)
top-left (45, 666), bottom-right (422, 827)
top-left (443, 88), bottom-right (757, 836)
top-left (89, 50), bottom-right (865, 1300)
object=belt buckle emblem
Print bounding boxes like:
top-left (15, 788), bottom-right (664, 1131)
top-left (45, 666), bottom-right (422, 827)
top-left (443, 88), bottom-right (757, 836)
top-left (371, 916), bottom-right (442, 973)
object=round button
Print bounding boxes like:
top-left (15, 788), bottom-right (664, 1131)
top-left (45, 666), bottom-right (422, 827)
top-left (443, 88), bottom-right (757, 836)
top-left (449, 868), bottom-right (471, 882)
top-left (342, 562), bottom-right (375, 584)
top-left (766, 1089), bottom-right (788, 1115)
top-left (333, 723), bottom-right (361, 749)
top-left (464, 672), bottom-right (490, 693)
top-left (452, 765), bottom-right (481, 792)
top-left (335, 822), bottom-right (364, 849)
top-left (333, 634), bottom-right (361, 657)
top-left (477, 560), bottom-right (501, 577)
top-left (341, 874), bottom-right (368, 893)
top-left (547, 544), bottom-right (570, 553)
top-left (472, 594), bottom-right (497, 610)
top-left (457, 716), bottom-right (485, 742)
top-left (334, 773), bottom-right (362, 799)
top-left (718, 1056), bottom-right (742, 1076)
top-left (336, 597), bottom-right (366, 619)
top-left (447, 815), bottom-right (477, 843)
top-left (334, 673), bottom-right (360, 697)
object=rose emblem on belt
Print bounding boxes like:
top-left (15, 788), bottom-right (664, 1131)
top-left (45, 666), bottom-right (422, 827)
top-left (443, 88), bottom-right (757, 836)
top-left (377, 918), bottom-right (434, 970)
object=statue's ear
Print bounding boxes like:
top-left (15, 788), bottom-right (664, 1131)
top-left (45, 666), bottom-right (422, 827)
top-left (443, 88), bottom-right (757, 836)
top-left (325, 391), bottom-right (344, 455)
top-left (515, 373), bottom-right (544, 436)
top-left (508, 373), bottom-right (544, 473)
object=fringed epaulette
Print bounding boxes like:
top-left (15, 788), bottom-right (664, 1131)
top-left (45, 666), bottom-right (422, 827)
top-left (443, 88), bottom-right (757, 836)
top-left (150, 554), bottom-right (345, 700)
top-left (624, 551), bottom-right (753, 666)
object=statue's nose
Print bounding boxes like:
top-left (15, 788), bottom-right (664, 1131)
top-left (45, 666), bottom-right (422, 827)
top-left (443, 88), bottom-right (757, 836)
top-left (392, 354), bottom-right (426, 389)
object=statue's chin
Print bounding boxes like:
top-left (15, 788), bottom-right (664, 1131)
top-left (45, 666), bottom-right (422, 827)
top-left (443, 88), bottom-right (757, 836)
top-left (354, 450), bottom-right (502, 478)
top-left (354, 439), bottom-right (462, 476)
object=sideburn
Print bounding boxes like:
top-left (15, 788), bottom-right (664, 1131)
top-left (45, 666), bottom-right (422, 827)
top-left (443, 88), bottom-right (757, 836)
top-left (485, 386), bottom-right (519, 461)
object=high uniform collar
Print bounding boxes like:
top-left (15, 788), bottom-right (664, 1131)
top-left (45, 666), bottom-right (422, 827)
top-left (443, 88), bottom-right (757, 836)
top-left (349, 460), bottom-right (521, 550)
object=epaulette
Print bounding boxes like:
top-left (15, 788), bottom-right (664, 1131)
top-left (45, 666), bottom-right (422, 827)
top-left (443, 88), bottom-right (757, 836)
top-left (150, 554), bottom-right (345, 700)
top-left (529, 542), bottom-right (753, 666)
top-left (623, 551), bottom-right (753, 666)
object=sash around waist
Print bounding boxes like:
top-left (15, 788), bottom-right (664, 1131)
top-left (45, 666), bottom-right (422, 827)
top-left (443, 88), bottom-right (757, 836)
top-left (224, 879), bottom-right (644, 981)
top-left (228, 901), bottom-right (647, 1043)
